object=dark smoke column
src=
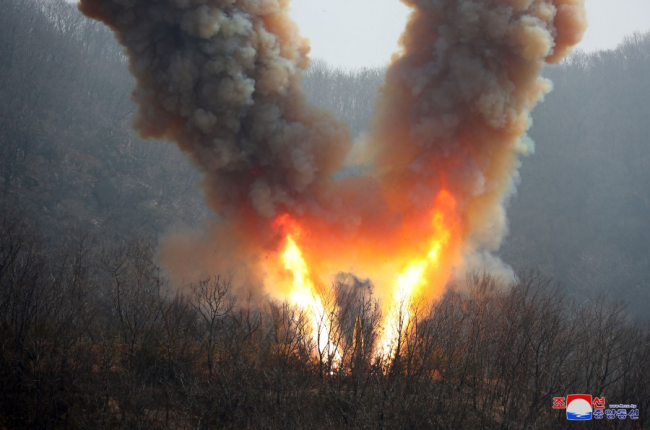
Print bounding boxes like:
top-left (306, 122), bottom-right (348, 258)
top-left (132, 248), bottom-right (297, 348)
top-left (79, 0), bottom-right (351, 220)
top-left (78, 0), bottom-right (587, 298)
top-left (366, 0), bottom-right (588, 275)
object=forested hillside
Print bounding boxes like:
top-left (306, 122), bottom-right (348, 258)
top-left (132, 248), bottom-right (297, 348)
top-left (502, 40), bottom-right (650, 317)
top-left (0, 0), bottom-right (207, 241)
top-left (1, 0), bottom-right (650, 428)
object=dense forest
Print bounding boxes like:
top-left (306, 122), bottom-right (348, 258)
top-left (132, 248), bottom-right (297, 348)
top-left (1, 0), bottom-right (649, 428)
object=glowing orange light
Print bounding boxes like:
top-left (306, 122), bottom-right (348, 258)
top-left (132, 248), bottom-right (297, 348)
top-left (375, 190), bottom-right (457, 359)
top-left (276, 216), bottom-right (341, 364)
top-left (272, 190), bottom-right (459, 364)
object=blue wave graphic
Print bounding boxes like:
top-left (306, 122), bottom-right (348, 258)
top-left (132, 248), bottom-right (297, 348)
top-left (567, 412), bottom-right (592, 421)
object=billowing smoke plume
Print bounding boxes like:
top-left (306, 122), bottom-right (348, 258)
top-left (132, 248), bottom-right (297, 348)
top-left (78, 0), bottom-right (586, 305)
top-left (365, 0), bottom-right (587, 279)
top-left (79, 0), bottom-right (350, 220)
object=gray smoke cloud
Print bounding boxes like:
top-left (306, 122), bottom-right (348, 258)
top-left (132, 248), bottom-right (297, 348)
top-left (364, 0), bottom-right (587, 284)
top-left (79, 0), bottom-right (351, 221)
top-left (78, 0), bottom-right (587, 304)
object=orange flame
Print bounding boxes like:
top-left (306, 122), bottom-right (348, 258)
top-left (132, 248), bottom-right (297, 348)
top-left (272, 190), bottom-right (460, 363)
top-left (274, 215), bottom-right (341, 364)
top-left (375, 189), bottom-right (459, 359)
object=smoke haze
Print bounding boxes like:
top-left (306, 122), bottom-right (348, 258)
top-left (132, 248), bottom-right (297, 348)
top-left (78, 0), bottom-right (586, 304)
top-left (366, 0), bottom-right (587, 281)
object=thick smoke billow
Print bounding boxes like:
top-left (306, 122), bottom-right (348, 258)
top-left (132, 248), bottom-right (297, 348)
top-left (366, 0), bottom-right (587, 279)
top-left (79, 0), bottom-right (586, 302)
top-left (79, 0), bottom-right (350, 220)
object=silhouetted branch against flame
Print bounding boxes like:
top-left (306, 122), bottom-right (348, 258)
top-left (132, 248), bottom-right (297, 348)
top-left (375, 189), bottom-right (463, 359)
top-left (273, 214), bottom-right (341, 364)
